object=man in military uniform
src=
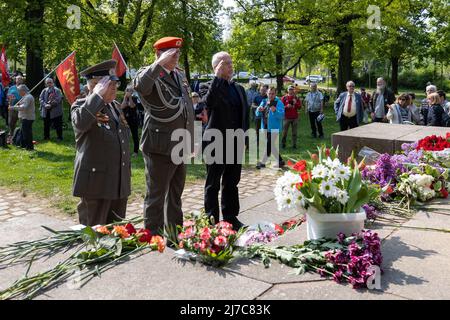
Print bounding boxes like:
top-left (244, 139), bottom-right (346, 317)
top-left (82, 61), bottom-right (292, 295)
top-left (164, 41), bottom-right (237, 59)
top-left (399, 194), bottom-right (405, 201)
top-left (71, 60), bottom-right (131, 226)
top-left (134, 37), bottom-right (194, 237)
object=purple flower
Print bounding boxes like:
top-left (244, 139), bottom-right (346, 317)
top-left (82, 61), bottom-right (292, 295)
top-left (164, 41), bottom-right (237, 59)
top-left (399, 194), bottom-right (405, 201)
top-left (362, 204), bottom-right (380, 220)
top-left (337, 232), bottom-right (346, 244)
top-left (333, 270), bottom-right (343, 283)
top-left (362, 153), bottom-right (406, 188)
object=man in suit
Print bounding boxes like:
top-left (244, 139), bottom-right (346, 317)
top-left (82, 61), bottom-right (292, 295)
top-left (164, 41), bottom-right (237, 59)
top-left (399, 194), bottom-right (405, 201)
top-left (203, 51), bottom-right (249, 230)
top-left (71, 60), bottom-right (131, 226)
top-left (133, 37), bottom-right (194, 238)
top-left (334, 81), bottom-right (364, 131)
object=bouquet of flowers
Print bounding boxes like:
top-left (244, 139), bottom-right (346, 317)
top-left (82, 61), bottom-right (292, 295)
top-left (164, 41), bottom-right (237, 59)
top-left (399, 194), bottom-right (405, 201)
top-left (174, 212), bottom-right (244, 267)
top-left (274, 146), bottom-right (378, 214)
top-left (242, 230), bottom-right (382, 289)
top-left (416, 133), bottom-right (450, 151)
top-left (396, 164), bottom-right (449, 205)
top-left (234, 217), bottom-right (304, 247)
top-left (0, 220), bottom-right (164, 300)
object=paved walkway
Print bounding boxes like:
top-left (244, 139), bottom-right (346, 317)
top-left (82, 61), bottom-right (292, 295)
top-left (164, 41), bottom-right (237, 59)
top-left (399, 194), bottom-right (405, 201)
top-left (0, 168), bottom-right (282, 223)
top-left (1, 169), bottom-right (450, 300)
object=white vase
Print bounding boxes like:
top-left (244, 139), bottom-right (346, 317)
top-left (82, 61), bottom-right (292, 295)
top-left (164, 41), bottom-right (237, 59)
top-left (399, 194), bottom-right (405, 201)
top-left (306, 210), bottom-right (366, 240)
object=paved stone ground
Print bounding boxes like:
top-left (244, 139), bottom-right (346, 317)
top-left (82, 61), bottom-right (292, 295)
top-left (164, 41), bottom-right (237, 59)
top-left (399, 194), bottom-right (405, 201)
top-left (1, 170), bottom-right (450, 300)
top-left (0, 167), bottom-right (282, 223)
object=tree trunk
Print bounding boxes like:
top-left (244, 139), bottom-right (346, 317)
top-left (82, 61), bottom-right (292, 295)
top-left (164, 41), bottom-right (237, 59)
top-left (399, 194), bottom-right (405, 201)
top-left (25, 0), bottom-right (45, 93)
top-left (181, 0), bottom-right (191, 83)
top-left (390, 56), bottom-right (399, 94)
top-left (337, 33), bottom-right (353, 94)
top-left (138, 0), bottom-right (157, 51)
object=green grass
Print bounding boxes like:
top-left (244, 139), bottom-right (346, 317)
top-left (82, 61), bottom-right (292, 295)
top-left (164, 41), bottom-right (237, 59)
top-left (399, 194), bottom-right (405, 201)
top-left (0, 98), bottom-right (340, 215)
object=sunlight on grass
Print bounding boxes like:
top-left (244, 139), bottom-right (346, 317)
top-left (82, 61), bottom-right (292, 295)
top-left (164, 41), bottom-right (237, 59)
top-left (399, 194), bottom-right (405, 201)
top-left (0, 99), bottom-right (342, 215)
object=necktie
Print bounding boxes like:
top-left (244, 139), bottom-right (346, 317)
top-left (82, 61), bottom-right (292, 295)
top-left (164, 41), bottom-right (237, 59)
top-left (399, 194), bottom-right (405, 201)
top-left (347, 94), bottom-right (352, 113)
top-left (108, 104), bottom-right (120, 124)
top-left (170, 71), bottom-right (179, 87)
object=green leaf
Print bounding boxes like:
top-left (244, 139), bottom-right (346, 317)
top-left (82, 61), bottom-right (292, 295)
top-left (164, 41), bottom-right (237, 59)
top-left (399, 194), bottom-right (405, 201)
top-left (346, 168), bottom-right (362, 212)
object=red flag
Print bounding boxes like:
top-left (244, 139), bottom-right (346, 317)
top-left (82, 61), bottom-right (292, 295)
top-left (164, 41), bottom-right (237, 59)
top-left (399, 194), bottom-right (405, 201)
top-left (0, 46), bottom-right (11, 87)
top-left (112, 43), bottom-right (127, 78)
top-left (56, 51), bottom-right (80, 105)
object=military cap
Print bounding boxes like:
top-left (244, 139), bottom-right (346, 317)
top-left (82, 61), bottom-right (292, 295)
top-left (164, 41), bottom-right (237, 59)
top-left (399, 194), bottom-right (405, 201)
top-left (191, 92), bottom-right (200, 97)
top-left (80, 59), bottom-right (120, 81)
top-left (288, 85), bottom-right (295, 90)
top-left (153, 37), bottom-right (183, 50)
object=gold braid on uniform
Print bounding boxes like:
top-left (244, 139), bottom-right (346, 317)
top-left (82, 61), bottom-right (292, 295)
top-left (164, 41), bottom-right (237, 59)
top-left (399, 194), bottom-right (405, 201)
top-left (138, 78), bottom-right (185, 123)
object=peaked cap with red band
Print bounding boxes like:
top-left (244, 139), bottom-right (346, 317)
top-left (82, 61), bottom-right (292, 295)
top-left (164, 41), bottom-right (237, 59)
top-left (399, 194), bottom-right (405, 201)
top-left (153, 37), bottom-right (183, 50)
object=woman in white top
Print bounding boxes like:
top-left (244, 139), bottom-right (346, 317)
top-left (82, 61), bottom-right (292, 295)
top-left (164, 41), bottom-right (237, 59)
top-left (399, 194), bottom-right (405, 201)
top-left (387, 93), bottom-right (414, 125)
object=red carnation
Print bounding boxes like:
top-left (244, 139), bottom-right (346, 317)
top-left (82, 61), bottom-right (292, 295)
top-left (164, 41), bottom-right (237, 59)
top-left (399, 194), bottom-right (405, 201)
top-left (441, 187), bottom-right (449, 199)
top-left (125, 223), bottom-right (137, 235)
top-left (325, 148), bottom-right (331, 157)
top-left (275, 224), bottom-right (284, 235)
top-left (137, 228), bottom-right (152, 243)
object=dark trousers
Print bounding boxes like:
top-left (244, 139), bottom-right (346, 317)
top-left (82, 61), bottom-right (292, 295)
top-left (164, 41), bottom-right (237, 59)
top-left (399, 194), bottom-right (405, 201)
top-left (44, 114), bottom-right (63, 140)
top-left (308, 111), bottom-right (323, 137)
top-left (21, 119), bottom-right (34, 150)
top-left (282, 118), bottom-right (298, 147)
top-left (205, 163), bottom-right (242, 223)
top-left (77, 197), bottom-right (127, 226)
top-left (255, 118), bottom-right (262, 146)
top-left (0, 105), bottom-right (7, 124)
top-left (127, 118), bottom-right (139, 154)
top-left (143, 153), bottom-right (186, 236)
top-left (339, 115), bottom-right (358, 131)
top-left (373, 117), bottom-right (384, 123)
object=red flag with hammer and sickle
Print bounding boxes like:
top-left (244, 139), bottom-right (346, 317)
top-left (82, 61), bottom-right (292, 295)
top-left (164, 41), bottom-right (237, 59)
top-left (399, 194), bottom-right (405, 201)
top-left (56, 51), bottom-right (80, 105)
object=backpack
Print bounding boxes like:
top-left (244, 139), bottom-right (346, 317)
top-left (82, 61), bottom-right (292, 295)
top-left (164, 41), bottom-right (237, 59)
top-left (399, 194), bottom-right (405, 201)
top-left (12, 127), bottom-right (22, 147)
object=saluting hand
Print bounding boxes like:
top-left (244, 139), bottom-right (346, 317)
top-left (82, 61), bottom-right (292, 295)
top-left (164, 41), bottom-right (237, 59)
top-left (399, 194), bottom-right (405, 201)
top-left (214, 60), bottom-right (226, 79)
top-left (155, 48), bottom-right (178, 67)
top-left (93, 77), bottom-right (111, 100)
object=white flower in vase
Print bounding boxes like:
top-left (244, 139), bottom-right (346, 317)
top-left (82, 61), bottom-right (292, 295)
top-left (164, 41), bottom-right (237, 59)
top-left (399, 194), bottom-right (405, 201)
top-left (319, 180), bottom-right (337, 197)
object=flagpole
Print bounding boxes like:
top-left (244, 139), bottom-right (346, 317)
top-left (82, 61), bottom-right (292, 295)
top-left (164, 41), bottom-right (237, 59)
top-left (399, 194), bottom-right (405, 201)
top-left (11, 51), bottom-right (76, 107)
top-left (113, 41), bottom-right (129, 77)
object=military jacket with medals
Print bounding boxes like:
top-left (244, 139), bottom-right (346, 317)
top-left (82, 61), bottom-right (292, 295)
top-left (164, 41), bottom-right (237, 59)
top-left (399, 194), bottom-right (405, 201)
top-left (71, 93), bottom-right (131, 200)
top-left (133, 63), bottom-right (195, 158)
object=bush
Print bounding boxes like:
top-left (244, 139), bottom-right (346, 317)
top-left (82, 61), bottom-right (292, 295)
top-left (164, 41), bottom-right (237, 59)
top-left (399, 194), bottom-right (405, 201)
top-left (398, 69), bottom-right (450, 92)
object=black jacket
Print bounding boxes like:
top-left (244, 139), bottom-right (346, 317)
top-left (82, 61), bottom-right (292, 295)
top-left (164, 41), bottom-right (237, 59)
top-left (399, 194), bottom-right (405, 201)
top-left (427, 104), bottom-right (446, 127)
top-left (203, 77), bottom-right (249, 133)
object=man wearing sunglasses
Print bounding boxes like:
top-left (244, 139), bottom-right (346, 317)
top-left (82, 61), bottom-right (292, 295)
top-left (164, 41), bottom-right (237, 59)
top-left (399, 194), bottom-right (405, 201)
top-left (334, 81), bottom-right (364, 131)
top-left (71, 59), bottom-right (131, 226)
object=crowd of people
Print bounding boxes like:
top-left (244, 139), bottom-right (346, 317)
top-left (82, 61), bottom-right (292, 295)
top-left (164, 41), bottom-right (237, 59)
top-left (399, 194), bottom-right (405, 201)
top-left (1, 70), bottom-right (449, 159)
top-left (1, 37), bottom-right (450, 244)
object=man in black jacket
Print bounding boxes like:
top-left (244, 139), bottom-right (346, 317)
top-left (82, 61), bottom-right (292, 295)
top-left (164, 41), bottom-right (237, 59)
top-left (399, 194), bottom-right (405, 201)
top-left (203, 51), bottom-right (249, 231)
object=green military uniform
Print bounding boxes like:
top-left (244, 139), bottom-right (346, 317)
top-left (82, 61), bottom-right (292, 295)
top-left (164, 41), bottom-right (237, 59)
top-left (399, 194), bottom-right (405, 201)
top-left (134, 61), bottom-right (195, 236)
top-left (71, 60), bottom-right (131, 226)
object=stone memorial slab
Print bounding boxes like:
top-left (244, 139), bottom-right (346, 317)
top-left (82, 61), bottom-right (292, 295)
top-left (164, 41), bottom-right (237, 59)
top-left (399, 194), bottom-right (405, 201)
top-left (331, 123), bottom-right (447, 161)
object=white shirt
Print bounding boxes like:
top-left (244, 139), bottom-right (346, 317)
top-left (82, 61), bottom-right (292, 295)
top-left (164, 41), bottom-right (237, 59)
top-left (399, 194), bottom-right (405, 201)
top-left (343, 93), bottom-right (357, 117)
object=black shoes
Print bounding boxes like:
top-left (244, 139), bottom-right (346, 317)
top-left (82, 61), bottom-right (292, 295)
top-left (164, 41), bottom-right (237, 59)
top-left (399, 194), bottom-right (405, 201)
top-left (256, 162), bottom-right (266, 169)
top-left (224, 216), bottom-right (247, 231)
